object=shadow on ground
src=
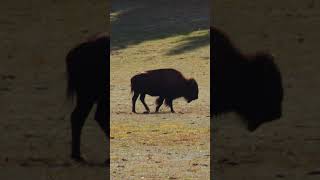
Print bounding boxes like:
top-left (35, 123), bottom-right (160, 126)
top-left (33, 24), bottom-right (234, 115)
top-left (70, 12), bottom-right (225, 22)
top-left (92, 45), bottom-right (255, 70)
top-left (111, 0), bottom-right (209, 55)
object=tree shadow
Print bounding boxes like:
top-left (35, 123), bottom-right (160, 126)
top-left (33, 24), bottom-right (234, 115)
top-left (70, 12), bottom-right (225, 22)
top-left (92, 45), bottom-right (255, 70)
top-left (111, 0), bottom-right (209, 54)
top-left (166, 31), bottom-right (209, 55)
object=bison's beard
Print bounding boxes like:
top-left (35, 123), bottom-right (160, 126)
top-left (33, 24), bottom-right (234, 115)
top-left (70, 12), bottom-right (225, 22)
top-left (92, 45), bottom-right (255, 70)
top-left (240, 110), bottom-right (282, 132)
top-left (186, 98), bottom-right (196, 103)
top-left (185, 96), bottom-right (197, 103)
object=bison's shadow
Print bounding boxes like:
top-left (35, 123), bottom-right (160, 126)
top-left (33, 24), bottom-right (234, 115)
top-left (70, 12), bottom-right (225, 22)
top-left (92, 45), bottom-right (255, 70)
top-left (133, 111), bottom-right (172, 115)
top-left (18, 157), bottom-right (107, 168)
top-left (132, 111), bottom-right (189, 115)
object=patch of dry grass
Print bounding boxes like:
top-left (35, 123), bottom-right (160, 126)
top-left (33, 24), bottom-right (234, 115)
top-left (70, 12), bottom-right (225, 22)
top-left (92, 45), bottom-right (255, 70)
top-left (111, 29), bottom-right (210, 179)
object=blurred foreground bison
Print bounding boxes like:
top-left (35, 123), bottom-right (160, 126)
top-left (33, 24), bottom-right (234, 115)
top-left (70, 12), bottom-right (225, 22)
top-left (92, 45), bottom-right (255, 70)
top-left (66, 33), bottom-right (109, 163)
top-left (131, 69), bottom-right (198, 113)
top-left (211, 27), bottom-right (284, 131)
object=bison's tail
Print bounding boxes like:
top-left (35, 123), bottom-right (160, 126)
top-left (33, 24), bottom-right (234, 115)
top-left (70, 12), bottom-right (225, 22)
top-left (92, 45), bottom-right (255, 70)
top-left (130, 75), bottom-right (141, 94)
top-left (66, 50), bottom-right (76, 100)
top-left (130, 76), bottom-right (135, 94)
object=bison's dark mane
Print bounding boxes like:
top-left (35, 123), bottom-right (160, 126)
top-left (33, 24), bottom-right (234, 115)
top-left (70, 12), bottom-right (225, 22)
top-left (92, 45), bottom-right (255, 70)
top-left (211, 26), bottom-right (283, 131)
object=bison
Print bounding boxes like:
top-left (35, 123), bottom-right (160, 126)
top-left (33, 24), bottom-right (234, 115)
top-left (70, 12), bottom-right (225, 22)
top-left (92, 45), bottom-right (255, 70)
top-left (211, 26), bottom-right (284, 131)
top-left (66, 33), bottom-right (109, 163)
top-left (131, 69), bottom-right (198, 113)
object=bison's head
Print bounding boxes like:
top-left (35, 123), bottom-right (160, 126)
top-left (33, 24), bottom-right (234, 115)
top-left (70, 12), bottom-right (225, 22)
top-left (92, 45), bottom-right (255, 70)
top-left (185, 78), bottom-right (199, 103)
top-left (237, 52), bottom-right (284, 131)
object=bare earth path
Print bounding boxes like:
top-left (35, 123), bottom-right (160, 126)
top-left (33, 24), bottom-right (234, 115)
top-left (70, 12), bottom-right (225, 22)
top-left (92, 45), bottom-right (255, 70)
top-left (110, 1), bottom-right (210, 179)
top-left (0, 0), bottom-right (109, 179)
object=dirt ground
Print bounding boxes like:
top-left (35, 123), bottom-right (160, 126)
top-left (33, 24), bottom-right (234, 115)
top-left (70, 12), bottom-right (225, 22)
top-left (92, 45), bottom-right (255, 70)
top-left (0, 0), bottom-right (210, 179)
top-left (2, 0), bottom-right (319, 179)
top-left (213, 0), bottom-right (320, 179)
top-left (111, 0), bottom-right (210, 179)
top-left (0, 0), bottom-right (109, 179)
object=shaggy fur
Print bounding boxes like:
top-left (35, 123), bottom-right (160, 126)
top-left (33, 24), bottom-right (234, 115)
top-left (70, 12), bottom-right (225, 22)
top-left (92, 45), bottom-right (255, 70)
top-left (211, 27), bottom-right (283, 131)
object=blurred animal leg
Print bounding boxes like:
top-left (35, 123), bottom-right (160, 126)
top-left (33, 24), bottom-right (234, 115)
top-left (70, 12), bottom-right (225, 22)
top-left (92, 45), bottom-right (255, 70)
top-left (132, 92), bottom-right (139, 113)
top-left (140, 94), bottom-right (150, 113)
top-left (155, 97), bottom-right (164, 112)
top-left (95, 97), bottom-right (109, 137)
top-left (95, 97), bottom-right (110, 162)
top-left (165, 98), bottom-right (175, 113)
top-left (71, 95), bottom-right (94, 161)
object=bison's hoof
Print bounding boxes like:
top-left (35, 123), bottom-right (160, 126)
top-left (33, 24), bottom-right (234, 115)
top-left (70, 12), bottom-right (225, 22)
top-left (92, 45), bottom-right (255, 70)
top-left (171, 111), bottom-right (175, 113)
top-left (71, 155), bottom-right (87, 163)
top-left (143, 111), bottom-right (150, 114)
top-left (247, 122), bottom-right (260, 132)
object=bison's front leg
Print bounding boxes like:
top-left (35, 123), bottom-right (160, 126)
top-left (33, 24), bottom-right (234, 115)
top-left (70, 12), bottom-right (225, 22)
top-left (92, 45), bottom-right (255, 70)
top-left (155, 97), bottom-right (164, 113)
top-left (165, 98), bottom-right (175, 113)
top-left (139, 94), bottom-right (150, 113)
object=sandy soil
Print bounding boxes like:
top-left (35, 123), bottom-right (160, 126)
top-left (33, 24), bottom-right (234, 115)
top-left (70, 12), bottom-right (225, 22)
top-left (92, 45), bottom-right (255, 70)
top-left (3, 0), bottom-right (318, 179)
top-left (213, 0), bottom-right (320, 179)
top-left (111, 0), bottom-right (210, 179)
top-left (0, 0), bottom-right (109, 179)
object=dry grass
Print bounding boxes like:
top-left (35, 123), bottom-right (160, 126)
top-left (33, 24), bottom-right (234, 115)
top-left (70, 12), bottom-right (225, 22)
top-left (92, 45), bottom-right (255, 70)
top-left (0, 0), bottom-right (210, 179)
top-left (213, 0), bottom-right (320, 179)
top-left (0, 0), bottom-right (109, 179)
top-left (110, 29), bottom-right (210, 179)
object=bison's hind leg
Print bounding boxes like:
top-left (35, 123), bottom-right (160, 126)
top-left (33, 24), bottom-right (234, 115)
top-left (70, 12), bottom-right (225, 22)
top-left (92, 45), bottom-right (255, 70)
top-left (71, 95), bottom-right (94, 162)
top-left (139, 94), bottom-right (150, 113)
top-left (132, 92), bottom-right (139, 113)
top-left (165, 98), bottom-right (175, 113)
top-left (155, 97), bottom-right (164, 113)
top-left (95, 98), bottom-right (109, 137)
top-left (95, 97), bottom-right (110, 163)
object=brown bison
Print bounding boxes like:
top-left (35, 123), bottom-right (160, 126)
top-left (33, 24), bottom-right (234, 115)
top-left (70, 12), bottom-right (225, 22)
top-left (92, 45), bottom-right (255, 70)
top-left (211, 26), bottom-right (284, 131)
top-left (131, 69), bottom-right (198, 113)
top-left (66, 33), bottom-right (109, 163)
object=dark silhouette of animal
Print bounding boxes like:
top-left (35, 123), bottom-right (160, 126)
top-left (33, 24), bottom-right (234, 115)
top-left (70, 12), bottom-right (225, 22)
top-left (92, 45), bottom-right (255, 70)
top-left (66, 33), bottom-right (109, 163)
top-left (211, 26), bottom-right (283, 131)
top-left (131, 69), bottom-right (198, 113)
